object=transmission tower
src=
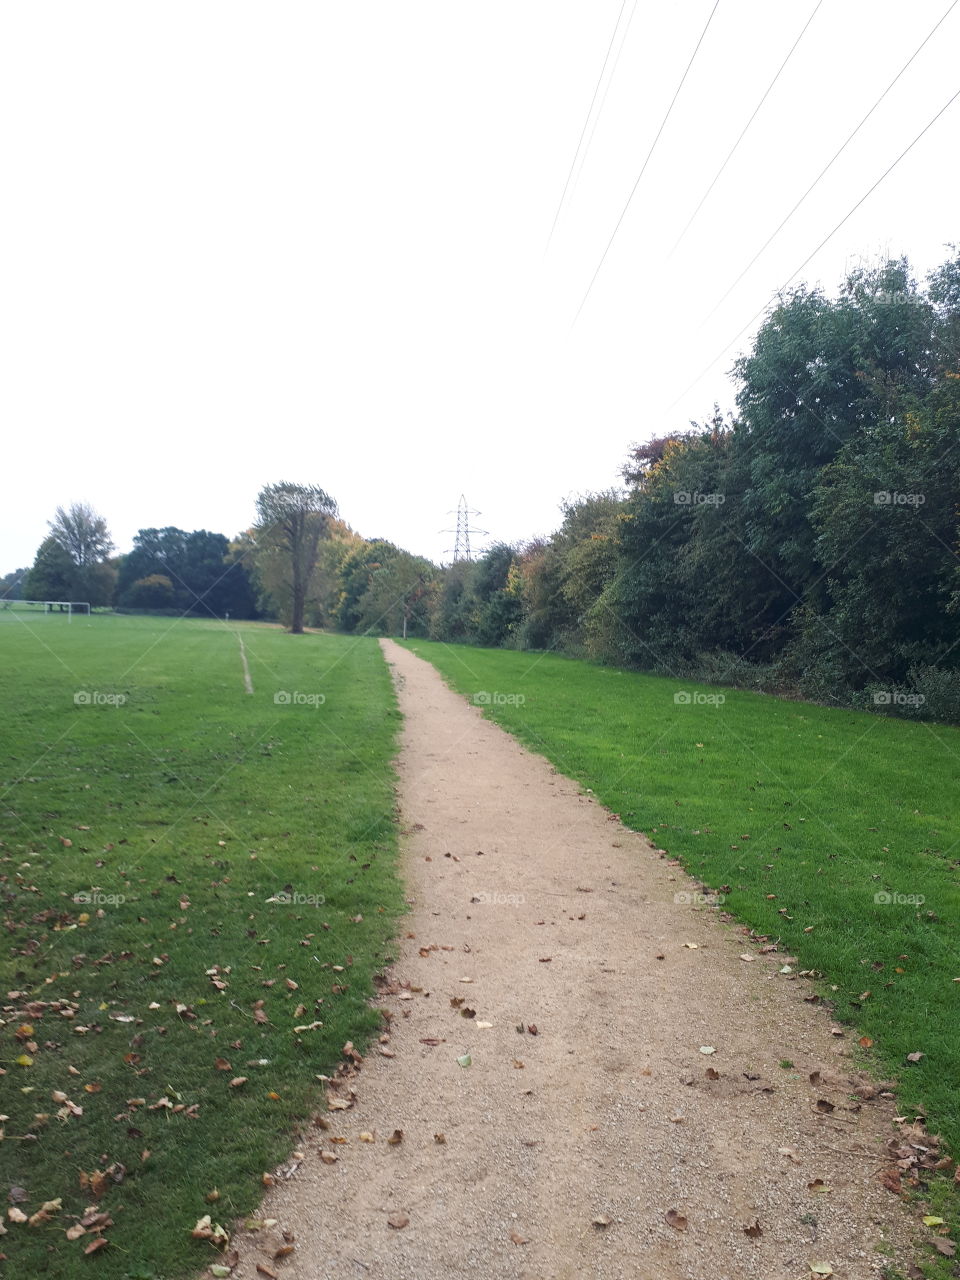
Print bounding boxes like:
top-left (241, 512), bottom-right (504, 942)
top-left (442, 495), bottom-right (487, 562)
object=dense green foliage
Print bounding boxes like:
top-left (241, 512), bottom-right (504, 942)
top-left (415, 254), bottom-right (960, 723)
top-left (0, 616), bottom-right (403, 1279)
top-left (116, 527), bottom-right (260, 619)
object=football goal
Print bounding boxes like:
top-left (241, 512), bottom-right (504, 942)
top-left (0, 599), bottom-right (91, 621)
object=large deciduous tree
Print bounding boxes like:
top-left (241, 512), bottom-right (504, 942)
top-left (253, 483), bottom-right (338, 634)
top-left (45, 502), bottom-right (114, 603)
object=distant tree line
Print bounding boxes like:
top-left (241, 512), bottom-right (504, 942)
top-left (428, 255), bottom-right (960, 720)
top-left (325, 253), bottom-right (960, 723)
top-left (5, 251), bottom-right (958, 719)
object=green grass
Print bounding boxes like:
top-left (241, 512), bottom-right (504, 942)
top-left (402, 641), bottom-right (960, 1144)
top-left (0, 614), bottom-right (403, 1279)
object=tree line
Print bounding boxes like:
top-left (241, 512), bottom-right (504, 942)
top-left (4, 252), bottom-right (958, 720)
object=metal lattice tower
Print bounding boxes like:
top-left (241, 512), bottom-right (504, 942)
top-left (442, 495), bottom-right (487, 562)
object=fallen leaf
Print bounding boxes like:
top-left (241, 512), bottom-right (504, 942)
top-left (359, 1132), bottom-right (375, 1143)
top-left (510, 1229), bottom-right (529, 1244)
top-left (387, 1129), bottom-right (403, 1145)
top-left (665, 1209), bottom-right (688, 1231)
top-left (84, 1238), bottom-right (109, 1255)
top-left (592, 1215), bottom-right (612, 1228)
top-left (434, 1133), bottom-right (446, 1143)
top-left (743, 1220), bottom-right (763, 1238)
top-left (906, 1051), bottom-right (925, 1063)
top-left (229, 1077), bottom-right (247, 1088)
top-left (815, 1099), bottom-right (835, 1114)
top-left (808, 1179), bottom-right (830, 1193)
top-left (699, 1046), bottom-right (716, 1056)
top-left (319, 1151), bottom-right (338, 1165)
top-left (934, 1239), bottom-right (956, 1257)
top-left (387, 1213), bottom-right (409, 1229)
top-left (808, 1266), bottom-right (833, 1278)
top-left (705, 1067), bottom-right (720, 1081)
top-left (65, 1224), bottom-right (85, 1241)
top-left (457, 1055), bottom-right (472, 1067)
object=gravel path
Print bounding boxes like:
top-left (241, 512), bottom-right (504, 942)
top-left (231, 639), bottom-right (918, 1280)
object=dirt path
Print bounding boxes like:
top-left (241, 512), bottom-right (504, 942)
top-left (232, 640), bottom-right (918, 1280)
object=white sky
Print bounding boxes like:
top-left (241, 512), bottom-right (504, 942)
top-left (1, 1), bottom-right (957, 572)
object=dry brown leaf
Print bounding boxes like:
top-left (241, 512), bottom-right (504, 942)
top-left (509, 1229), bottom-right (529, 1244)
top-left (743, 1220), bottom-right (763, 1238)
top-left (387, 1129), bottom-right (403, 1145)
top-left (387, 1213), bottom-right (409, 1229)
top-left (665, 1209), bottom-right (688, 1231)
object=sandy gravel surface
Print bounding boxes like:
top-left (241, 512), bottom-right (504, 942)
top-left (230, 639), bottom-right (919, 1280)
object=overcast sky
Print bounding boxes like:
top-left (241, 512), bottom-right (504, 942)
top-left (1, 1), bottom-right (957, 573)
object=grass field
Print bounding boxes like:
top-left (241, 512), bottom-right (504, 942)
top-left (403, 640), bottom-right (960, 1158)
top-left (0, 615), bottom-right (403, 1279)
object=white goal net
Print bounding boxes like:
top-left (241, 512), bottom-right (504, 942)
top-left (0, 599), bottom-right (91, 621)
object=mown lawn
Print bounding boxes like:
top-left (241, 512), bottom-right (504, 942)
top-left (0, 615), bottom-right (403, 1279)
top-left (403, 641), bottom-right (960, 1152)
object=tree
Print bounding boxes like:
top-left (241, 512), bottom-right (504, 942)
top-left (48, 503), bottom-right (113, 600)
top-left (24, 537), bottom-right (77, 602)
top-left (127, 574), bottom-right (175, 609)
top-left (351, 548), bottom-right (438, 637)
top-left (253, 483), bottom-right (338, 634)
top-left (0, 568), bottom-right (29, 601)
top-left (116, 527), bottom-right (258, 617)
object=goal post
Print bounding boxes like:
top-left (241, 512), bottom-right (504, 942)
top-left (0, 599), bottom-right (91, 622)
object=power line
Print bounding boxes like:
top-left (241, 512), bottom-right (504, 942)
top-left (570, 0), bottom-right (640, 202)
top-left (667, 0), bottom-right (824, 261)
top-left (701, 0), bottom-right (959, 324)
top-left (660, 80), bottom-right (960, 420)
top-left (573, 0), bottom-right (723, 324)
top-left (546, 0), bottom-right (630, 251)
